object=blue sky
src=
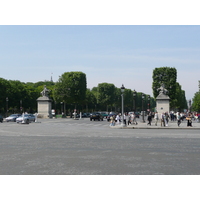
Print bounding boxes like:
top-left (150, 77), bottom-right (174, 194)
top-left (1, 25), bottom-right (200, 100)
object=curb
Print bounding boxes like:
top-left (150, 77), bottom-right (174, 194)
top-left (110, 126), bottom-right (200, 130)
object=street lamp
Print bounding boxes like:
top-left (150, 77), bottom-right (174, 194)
top-left (188, 99), bottom-right (191, 112)
top-left (121, 84), bottom-right (125, 127)
top-left (61, 102), bottom-right (63, 117)
top-left (148, 95), bottom-right (150, 113)
top-left (142, 94), bottom-right (145, 123)
top-left (133, 89), bottom-right (136, 112)
top-left (6, 97), bottom-right (9, 117)
top-left (55, 101), bottom-right (57, 114)
top-left (20, 100), bottom-right (22, 113)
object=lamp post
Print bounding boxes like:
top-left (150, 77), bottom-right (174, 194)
top-left (148, 95), bottom-right (150, 113)
top-left (188, 99), bottom-right (191, 112)
top-left (55, 101), bottom-right (57, 118)
top-left (20, 100), bottom-right (22, 113)
top-left (6, 97), bottom-right (9, 117)
top-left (61, 102), bottom-right (63, 117)
top-left (142, 94), bottom-right (145, 123)
top-left (133, 89), bottom-right (136, 112)
top-left (121, 84), bottom-right (125, 127)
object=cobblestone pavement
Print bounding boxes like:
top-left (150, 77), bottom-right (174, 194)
top-left (1, 118), bottom-right (200, 175)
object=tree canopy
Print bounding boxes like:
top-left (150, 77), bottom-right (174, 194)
top-left (192, 91), bottom-right (200, 112)
top-left (152, 67), bottom-right (177, 99)
top-left (53, 71), bottom-right (87, 106)
top-left (0, 68), bottom-right (190, 115)
top-left (152, 67), bottom-right (187, 110)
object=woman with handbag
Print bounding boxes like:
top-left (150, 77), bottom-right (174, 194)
top-left (186, 113), bottom-right (192, 127)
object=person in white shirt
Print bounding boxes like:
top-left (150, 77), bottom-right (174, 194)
top-left (154, 112), bottom-right (159, 126)
top-left (115, 114), bottom-right (120, 125)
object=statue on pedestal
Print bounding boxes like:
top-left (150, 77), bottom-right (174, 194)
top-left (37, 85), bottom-right (52, 118)
top-left (157, 83), bottom-right (168, 95)
top-left (41, 85), bottom-right (50, 97)
top-left (156, 83), bottom-right (170, 117)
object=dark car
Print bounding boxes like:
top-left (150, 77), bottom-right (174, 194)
top-left (90, 112), bottom-right (104, 121)
top-left (81, 113), bottom-right (90, 118)
top-left (99, 112), bottom-right (108, 118)
top-left (0, 115), bottom-right (3, 123)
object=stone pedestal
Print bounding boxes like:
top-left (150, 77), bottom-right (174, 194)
top-left (37, 96), bottom-right (52, 118)
top-left (156, 93), bottom-right (170, 117)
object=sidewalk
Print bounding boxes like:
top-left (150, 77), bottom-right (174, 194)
top-left (110, 120), bottom-right (200, 129)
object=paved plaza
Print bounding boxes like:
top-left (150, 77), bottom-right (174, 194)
top-left (0, 118), bottom-right (200, 175)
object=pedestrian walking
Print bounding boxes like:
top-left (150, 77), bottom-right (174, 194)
top-left (132, 112), bottom-right (138, 125)
top-left (177, 112), bottom-right (181, 127)
top-left (154, 112), bottom-right (159, 126)
top-left (115, 114), bottom-right (120, 125)
top-left (128, 114), bottom-right (131, 125)
top-left (165, 112), bottom-right (169, 126)
top-left (161, 113), bottom-right (165, 127)
top-left (147, 112), bottom-right (152, 125)
top-left (109, 116), bottom-right (115, 126)
top-left (124, 113), bottom-right (129, 126)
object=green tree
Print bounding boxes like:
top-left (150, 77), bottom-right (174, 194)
top-left (85, 89), bottom-right (97, 112)
top-left (9, 80), bottom-right (28, 112)
top-left (91, 87), bottom-right (99, 103)
top-left (0, 78), bottom-right (41, 114)
top-left (8, 80), bottom-right (40, 113)
top-left (173, 82), bottom-right (187, 111)
top-left (192, 91), bottom-right (200, 112)
top-left (0, 78), bottom-right (11, 114)
top-left (53, 71), bottom-right (87, 107)
top-left (32, 81), bottom-right (55, 88)
top-left (97, 83), bottom-right (116, 111)
top-left (24, 84), bottom-right (39, 112)
top-left (124, 88), bottom-right (134, 111)
top-left (113, 87), bottom-right (121, 112)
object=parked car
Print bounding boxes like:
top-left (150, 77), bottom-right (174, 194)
top-left (99, 112), bottom-right (108, 118)
top-left (90, 112), bottom-right (104, 121)
top-left (82, 113), bottom-right (90, 118)
top-left (16, 114), bottom-right (36, 123)
top-left (109, 112), bottom-right (117, 115)
top-left (135, 112), bottom-right (140, 118)
top-left (0, 115), bottom-right (3, 123)
top-left (6, 114), bottom-right (21, 122)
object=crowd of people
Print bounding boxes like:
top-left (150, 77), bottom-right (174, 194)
top-left (109, 111), bottom-right (200, 127)
top-left (109, 112), bottom-right (138, 126)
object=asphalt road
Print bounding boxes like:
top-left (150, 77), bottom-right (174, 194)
top-left (1, 118), bottom-right (200, 175)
